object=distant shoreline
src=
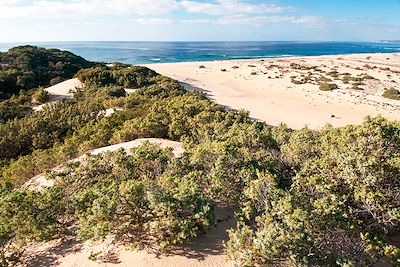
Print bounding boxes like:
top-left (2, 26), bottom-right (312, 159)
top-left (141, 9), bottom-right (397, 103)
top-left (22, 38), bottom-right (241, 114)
top-left (1, 41), bottom-right (399, 65)
top-left (144, 52), bottom-right (400, 66)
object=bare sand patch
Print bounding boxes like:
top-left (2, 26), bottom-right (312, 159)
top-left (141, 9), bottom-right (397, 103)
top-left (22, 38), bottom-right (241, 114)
top-left (146, 53), bottom-right (400, 129)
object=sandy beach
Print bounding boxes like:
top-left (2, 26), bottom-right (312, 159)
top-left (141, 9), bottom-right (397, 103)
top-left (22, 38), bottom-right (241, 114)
top-left (146, 53), bottom-right (400, 129)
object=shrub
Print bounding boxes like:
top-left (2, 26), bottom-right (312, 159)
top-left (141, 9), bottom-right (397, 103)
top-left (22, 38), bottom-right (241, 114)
top-left (383, 87), bottom-right (400, 100)
top-left (227, 118), bottom-right (400, 266)
top-left (32, 88), bottom-right (49, 104)
top-left (49, 77), bottom-right (63, 86)
top-left (76, 66), bottom-right (157, 89)
top-left (319, 82), bottom-right (338, 91)
top-left (351, 83), bottom-right (363, 90)
top-left (362, 74), bottom-right (376, 80)
top-left (54, 146), bottom-right (215, 251)
top-left (0, 188), bottom-right (63, 266)
top-left (105, 86), bottom-right (126, 98)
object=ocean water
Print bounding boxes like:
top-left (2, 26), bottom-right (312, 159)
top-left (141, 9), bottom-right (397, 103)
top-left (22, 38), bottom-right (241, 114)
top-left (0, 41), bottom-right (399, 64)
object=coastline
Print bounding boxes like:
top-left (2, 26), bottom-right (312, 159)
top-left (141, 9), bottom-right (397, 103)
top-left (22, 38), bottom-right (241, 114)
top-left (2, 41), bottom-right (400, 65)
top-left (144, 52), bottom-right (400, 66)
top-left (145, 53), bottom-right (400, 129)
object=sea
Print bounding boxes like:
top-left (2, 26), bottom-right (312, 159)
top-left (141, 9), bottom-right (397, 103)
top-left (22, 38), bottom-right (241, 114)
top-left (0, 41), bottom-right (399, 65)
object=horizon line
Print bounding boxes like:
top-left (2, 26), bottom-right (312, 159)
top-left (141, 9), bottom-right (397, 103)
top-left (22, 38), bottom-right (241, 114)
top-left (1, 40), bottom-right (400, 45)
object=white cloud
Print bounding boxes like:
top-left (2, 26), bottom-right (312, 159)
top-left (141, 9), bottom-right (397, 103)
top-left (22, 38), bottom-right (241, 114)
top-left (290, 16), bottom-right (325, 26)
top-left (0, 0), bottom-right (179, 18)
top-left (136, 18), bottom-right (174, 25)
top-left (180, 0), bottom-right (290, 16)
top-left (180, 19), bottom-right (212, 24)
top-left (214, 15), bottom-right (291, 25)
top-left (0, 0), bottom-right (327, 29)
top-left (179, 15), bottom-right (325, 26)
top-left (0, 0), bottom-right (291, 19)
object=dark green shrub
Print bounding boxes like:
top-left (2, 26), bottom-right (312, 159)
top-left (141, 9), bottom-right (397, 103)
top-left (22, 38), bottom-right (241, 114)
top-left (105, 86), bottom-right (126, 98)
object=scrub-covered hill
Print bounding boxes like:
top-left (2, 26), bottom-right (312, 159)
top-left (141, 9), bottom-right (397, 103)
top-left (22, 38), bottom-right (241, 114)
top-left (0, 45), bottom-right (94, 99)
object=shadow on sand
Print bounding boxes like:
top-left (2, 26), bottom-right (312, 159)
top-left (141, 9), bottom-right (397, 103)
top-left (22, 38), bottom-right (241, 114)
top-left (154, 207), bottom-right (236, 261)
top-left (25, 237), bottom-right (83, 267)
top-left (23, 207), bottom-right (236, 266)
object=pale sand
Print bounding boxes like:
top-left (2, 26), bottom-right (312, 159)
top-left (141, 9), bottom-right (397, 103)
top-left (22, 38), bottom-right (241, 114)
top-left (33, 79), bottom-right (136, 111)
top-left (45, 78), bottom-right (83, 97)
top-left (23, 138), bottom-right (184, 192)
top-left (33, 78), bottom-right (82, 111)
top-left (146, 53), bottom-right (400, 129)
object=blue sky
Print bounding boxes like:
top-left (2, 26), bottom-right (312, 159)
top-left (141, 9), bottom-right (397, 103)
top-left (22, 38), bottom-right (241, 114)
top-left (0, 0), bottom-right (399, 42)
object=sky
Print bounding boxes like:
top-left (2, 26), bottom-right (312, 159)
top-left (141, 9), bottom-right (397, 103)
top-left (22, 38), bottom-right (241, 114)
top-left (0, 0), bottom-right (399, 42)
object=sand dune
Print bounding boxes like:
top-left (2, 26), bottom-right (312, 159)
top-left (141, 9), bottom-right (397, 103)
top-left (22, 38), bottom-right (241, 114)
top-left (33, 79), bottom-right (137, 112)
top-left (147, 53), bottom-right (400, 129)
top-left (23, 138), bottom-right (184, 192)
top-left (45, 78), bottom-right (83, 97)
top-left (33, 78), bottom-right (82, 111)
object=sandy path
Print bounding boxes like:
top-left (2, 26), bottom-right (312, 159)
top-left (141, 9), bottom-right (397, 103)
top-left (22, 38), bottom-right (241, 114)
top-left (146, 53), bottom-right (400, 129)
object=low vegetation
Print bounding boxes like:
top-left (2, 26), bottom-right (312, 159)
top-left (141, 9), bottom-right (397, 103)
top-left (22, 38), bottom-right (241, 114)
top-left (0, 46), bottom-right (94, 99)
top-left (319, 82), bottom-right (338, 91)
top-left (383, 87), bottom-right (400, 100)
top-left (227, 119), bottom-right (400, 266)
top-left (0, 47), bottom-right (399, 267)
top-left (32, 88), bottom-right (49, 104)
top-left (75, 65), bottom-right (157, 88)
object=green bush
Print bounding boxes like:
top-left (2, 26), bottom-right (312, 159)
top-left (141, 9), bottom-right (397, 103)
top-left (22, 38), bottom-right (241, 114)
top-left (32, 88), bottom-right (49, 104)
top-left (319, 82), bottom-right (338, 91)
top-left (76, 66), bottom-right (158, 88)
top-left (52, 145), bottom-right (215, 250)
top-left (383, 87), bottom-right (400, 100)
top-left (0, 186), bottom-right (64, 266)
top-left (226, 118), bottom-right (400, 266)
top-left (0, 93), bottom-right (32, 123)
